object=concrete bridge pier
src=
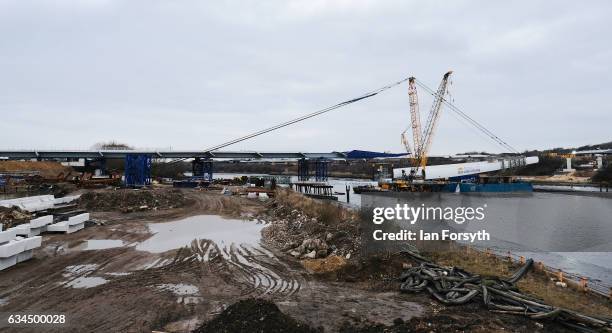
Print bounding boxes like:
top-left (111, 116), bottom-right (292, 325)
top-left (597, 156), bottom-right (603, 170)
top-left (563, 157), bottom-right (575, 172)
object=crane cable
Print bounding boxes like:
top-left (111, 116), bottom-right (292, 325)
top-left (168, 76), bottom-right (410, 163)
top-left (414, 78), bottom-right (520, 154)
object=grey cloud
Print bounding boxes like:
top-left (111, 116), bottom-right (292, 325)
top-left (0, 0), bottom-right (610, 153)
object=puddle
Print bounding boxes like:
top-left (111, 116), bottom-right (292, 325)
top-left (62, 264), bottom-right (107, 289)
top-left (136, 215), bottom-right (264, 253)
top-left (158, 283), bottom-right (199, 295)
top-left (76, 239), bottom-right (125, 251)
top-left (106, 272), bottom-right (131, 276)
top-left (65, 276), bottom-right (108, 289)
top-left (137, 215), bottom-right (300, 297)
top-left (0, 298), bottom-right (7, 306)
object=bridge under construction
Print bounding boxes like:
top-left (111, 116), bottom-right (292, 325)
top-left (1, 72), bottom-right (534, 187)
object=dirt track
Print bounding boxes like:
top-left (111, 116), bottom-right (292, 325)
top-left (0, 190), bottom-right (426, 333)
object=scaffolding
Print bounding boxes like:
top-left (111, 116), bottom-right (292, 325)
top-left (298, 158), bottom-right (309, 181)
top-left (192, 158), bottom-right (213, 181)
top-left (314, 158), bottom-right (329, 181)
top-left (297, 158), bottom-right (329, 181)
top-left (124, 154), bottom-right (151, 187)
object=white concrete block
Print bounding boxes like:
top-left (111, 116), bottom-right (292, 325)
top-left (0, 229), bottom-right (17, 245)
top-left (0, 234), bottom-right (41, 270)
top-left (30, 215), bottom-right (53, 228)
top-left (0, 255), bottom-right (17, 271)
top-left (9, 224), bottom-right (31, 237)
top-left (0, 239), bottom-right (27, 258)
top-left (68, 223), bottom-right (84, 234)
top-left (46, 221), bottom-right (68, 233)
top-left (16, 250), bottom-right (33, 263)
top-left (68, 213), bottom-right (89, 226)
top-left (47, 221), bottom-right (83, 234)
top-left (23, 236), bottom-right (41, 251)
top-left (30, 227), bottom-right (44, 236)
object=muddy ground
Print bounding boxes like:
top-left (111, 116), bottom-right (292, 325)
top-left (0, 188), bottom-right (574, 332)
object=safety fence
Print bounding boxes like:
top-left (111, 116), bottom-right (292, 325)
top-left (466, 245), bottom-right (611, 300)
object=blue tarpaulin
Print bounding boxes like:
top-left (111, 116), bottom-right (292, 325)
top-left (343, 150), bottom-right (408, 159)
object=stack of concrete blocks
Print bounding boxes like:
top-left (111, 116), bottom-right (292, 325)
top-left (0, 194), bottom-right (81, 213)
top-left (10, 215), bottom-right (54, 237)
top-left (0, 195), bottom-right (85, 271)
top-left (0, 225), bottom-right (42, 271)
top-left (47, 213), bottom-right (89, 234)
top-left (0, 195), bottom-right (56, 212)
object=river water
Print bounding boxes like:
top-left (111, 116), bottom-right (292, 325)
top-left (361, 191), bottom-right (612, 285)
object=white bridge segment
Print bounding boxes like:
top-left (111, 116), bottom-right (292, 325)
top-left (393, 156), bottom-right (539, 180)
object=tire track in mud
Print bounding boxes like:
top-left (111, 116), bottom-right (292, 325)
top-left (170, 239), bottom-right (301, 297)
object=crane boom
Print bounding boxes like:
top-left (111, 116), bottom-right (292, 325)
top-left (418, 71), bottom-right (453, 169)
top-left (408, 77), bottom-right (422, 166)
top-left (401, 130), bottom-right (413, 155)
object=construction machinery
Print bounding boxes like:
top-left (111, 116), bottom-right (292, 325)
top-left (400, 71), bottom-right (453, 181)
top-left (391, 71), bottom-right (539, 192)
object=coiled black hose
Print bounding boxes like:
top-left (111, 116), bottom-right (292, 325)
top-left (397, 251), bottom-right (612, 332)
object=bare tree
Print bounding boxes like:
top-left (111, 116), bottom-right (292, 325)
top-left (91, 141), bottom-right (134, 150)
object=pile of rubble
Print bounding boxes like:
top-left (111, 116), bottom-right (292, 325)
top-left (261, 203), bottom-right (360, 260)
top-left (0, 206), bottom-right (32, 230)
top-left (79, 188), bottom-right (190, 213)
top-left (194, 298), bottom-right (320, 333)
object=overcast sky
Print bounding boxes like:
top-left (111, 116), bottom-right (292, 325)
top-left (1, 0), bottom-right (610, 155)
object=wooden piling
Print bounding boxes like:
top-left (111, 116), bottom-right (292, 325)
top-left (346, 185), bottom-right (350, 203)
top-left (580, 277), bottom-right (588, 292)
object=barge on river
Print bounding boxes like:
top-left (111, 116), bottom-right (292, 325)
top-left (375, 175), bottom-right (533, 193)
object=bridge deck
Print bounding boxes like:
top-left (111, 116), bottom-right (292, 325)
top-left (0, 150), bottom-right (347, 160)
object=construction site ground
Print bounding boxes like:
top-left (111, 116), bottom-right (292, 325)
top-left (0, 188), bottom-right (582, 332)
